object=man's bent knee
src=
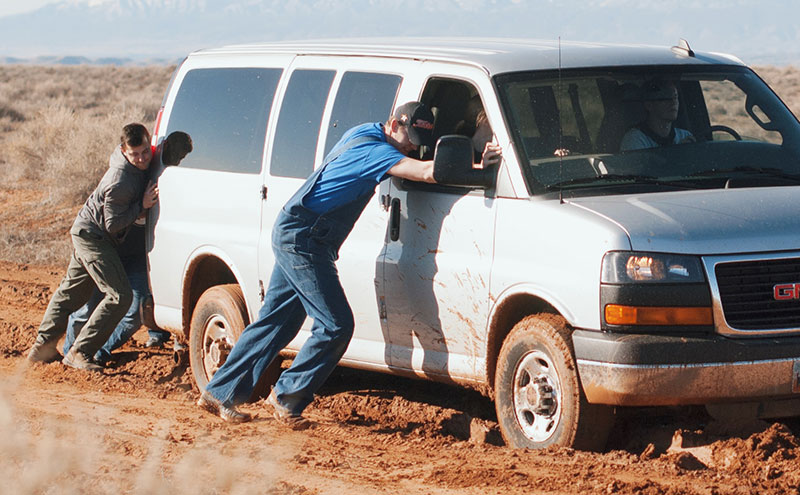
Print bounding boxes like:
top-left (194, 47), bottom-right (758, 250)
top-left (105, 288), bottom-right (133, 310)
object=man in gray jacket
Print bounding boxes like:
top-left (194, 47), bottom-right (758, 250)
top-left (27, 123), bottom-right (159, 371)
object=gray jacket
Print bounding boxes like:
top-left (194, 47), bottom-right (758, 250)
top-left (70, 146), bottom-right (148, 245)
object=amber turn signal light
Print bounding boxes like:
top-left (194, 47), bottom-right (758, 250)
top-left (605, 305), bottom-right (713, 326)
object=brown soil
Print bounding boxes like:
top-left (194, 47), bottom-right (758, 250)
top-left (2, 187), bottom-right (800, 494)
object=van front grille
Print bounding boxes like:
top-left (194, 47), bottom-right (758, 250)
top-left (715, 258), bottom-right (800, 330)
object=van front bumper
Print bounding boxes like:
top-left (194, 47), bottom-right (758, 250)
top-left (573, 329), bottom-right (800, 406)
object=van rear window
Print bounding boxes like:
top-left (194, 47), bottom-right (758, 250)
top-left (324, 72), bottom-right (401, 155)
top-left (166, 67), bottom-right (281, 174)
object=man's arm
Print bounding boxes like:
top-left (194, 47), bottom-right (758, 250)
top-left (104, 180), bottom-right (157, 234)
top-left (104, 180), bottom-right (143, 234)
top-left (386, 157), bottom-right (435, 183)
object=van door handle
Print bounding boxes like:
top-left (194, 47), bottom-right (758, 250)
top-left (389, 198), bottom-right (401, 241)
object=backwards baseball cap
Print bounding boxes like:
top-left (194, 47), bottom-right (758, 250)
top-left (394, 101), bottom-right (435, 147)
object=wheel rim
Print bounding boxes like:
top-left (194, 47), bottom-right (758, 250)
top-left (201, 314), bottom-right (235, 381)
top-left (512, 350), bottom-right (561, 443)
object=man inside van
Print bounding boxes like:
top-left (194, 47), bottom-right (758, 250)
top-left (27, 123), bottom-right (159, 372)
top-left (197, 101), bottom-right (502, 426)
top-left (620, 79), bottom-right (694, 150)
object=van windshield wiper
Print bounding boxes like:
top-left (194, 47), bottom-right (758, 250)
top-left (687, 166), bottom-right (800, 183)
top-left (546, 174), bottom-right (696, 190)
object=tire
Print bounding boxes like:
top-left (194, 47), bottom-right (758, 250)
top-left (188, 284), bottom-right (281, 402)
top-left (494, 314), bottom-right (614, 451)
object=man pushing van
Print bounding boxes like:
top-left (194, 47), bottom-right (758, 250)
top-left (27, 123), bottom-right (159, 371)
top-left (197, 101), bottom-right (501, 427)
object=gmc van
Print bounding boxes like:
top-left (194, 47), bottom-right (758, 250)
top-left (146, 38), bottom-right (800, 450)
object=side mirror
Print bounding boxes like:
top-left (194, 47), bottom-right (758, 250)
top-left (433, 135), bottom-right (495, 188)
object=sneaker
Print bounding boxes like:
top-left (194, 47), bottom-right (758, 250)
top-left (27, 339), bottom-right (62, 363)
top-left (267, 390), bottom-right (311, 430)
top-left (62, 349), bottom-right (104, 372)
top-left (197, 391), bottom-right (252, 423)
top-left (144, 336), bottom-right (166, 349)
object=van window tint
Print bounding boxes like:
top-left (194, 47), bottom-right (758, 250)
top-left (271, 69), bottom-right (336, 178)
top-left (166, 68), bottom-right (281, 174)
top-left (324, 72), bottom-right (402, 155)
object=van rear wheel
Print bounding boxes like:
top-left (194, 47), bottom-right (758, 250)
top-left (188, 284), bottom-right (280, 401)
top-left (494, 314), bottom-right (613, 451)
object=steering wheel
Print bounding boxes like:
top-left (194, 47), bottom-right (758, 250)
top-left (707, 125), bottom-right (742, 141)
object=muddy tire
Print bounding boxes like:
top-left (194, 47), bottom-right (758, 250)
top-left (189, 284), bottom-right (281, 402)
top-left (494, 314), bottom-right (613, 451)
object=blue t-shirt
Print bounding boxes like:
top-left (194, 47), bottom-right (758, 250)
top-left (303, 123), bottom-right (406, 214)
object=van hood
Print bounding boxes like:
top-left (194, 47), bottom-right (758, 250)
top-left (567, 187), bottom-right (800, 254)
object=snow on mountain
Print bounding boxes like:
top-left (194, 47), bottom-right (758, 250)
top-left (1, 0), bottom-right (799, 65)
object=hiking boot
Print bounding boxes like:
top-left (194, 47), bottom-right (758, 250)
top-left (62, 349), bottom-right (104, 372)
top-left (197, 391), bottom-right (252, 423)
top-left (267, 390), bottom-right (311, 430)
top-left (27, 339), bottom-right (62, 363)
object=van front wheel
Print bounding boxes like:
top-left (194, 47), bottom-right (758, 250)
top-left (494, 314), bottom-right (613, 451)
top-left (188, 284), bottom-right (280, 401)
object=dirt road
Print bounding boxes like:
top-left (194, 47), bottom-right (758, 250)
top-left (3, 260), bottom-right (800, 494)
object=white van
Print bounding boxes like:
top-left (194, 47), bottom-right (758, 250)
top-left (146, 38), bottom-right (800, 450)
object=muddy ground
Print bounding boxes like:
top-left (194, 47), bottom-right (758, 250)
top-left (2, 189), bottom-right (800, 494)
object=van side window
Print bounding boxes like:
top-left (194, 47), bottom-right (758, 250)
top-left (421, 78), bottom-right (481, 148)
top-left (166, 68), bottom-right (281, 174)
top-left (324, 72), bottom-right (402, 155)
top-left (270, 69), bottom-right (336, 178)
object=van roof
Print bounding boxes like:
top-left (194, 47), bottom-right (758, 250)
top-left (193, 37), bottom-right (745, 75)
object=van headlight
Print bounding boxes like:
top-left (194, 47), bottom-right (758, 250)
top-left (601, 251), bottom-right (705, 284)
top-left (600, 251), bottom-right (711, 327)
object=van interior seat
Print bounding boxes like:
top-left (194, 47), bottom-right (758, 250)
top-left (595, 82), bottom-right (646, 153)
top-left (430, 84), bottom-right (471, 144)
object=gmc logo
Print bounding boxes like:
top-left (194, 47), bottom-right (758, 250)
top-left (774, 283), bottom-right (800, 300)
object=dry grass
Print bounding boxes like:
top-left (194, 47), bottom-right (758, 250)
top-left (0, 65), bottom-right (172, 204)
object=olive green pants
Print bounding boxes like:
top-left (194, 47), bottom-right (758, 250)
top-left (35, 232), bottom-right (132, 358)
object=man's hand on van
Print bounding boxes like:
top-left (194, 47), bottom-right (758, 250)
top-left (143, 181), bottom-right (159, 209)
top-left (479, 143), bottom-right (503, 169)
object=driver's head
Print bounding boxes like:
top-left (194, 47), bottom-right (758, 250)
top-left (642, 79), bottom-right (680, 122)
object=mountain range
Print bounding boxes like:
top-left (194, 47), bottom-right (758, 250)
top-left (2, 0), bottom-right (800, 66)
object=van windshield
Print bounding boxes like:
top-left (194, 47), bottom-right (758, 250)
top-left (495, 66), bottom-right (800, 196)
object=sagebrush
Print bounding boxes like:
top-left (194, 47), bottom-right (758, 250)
top-left (0, 65), bottom-right (173, 205)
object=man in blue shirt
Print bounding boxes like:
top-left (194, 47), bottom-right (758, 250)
top-left (198, 102), bottom-right (455, 426)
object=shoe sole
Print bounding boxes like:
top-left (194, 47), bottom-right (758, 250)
top-left (197, 395), bottom-right (219, 415)
top-left (273, 412), bottom-right (311, 430)
top-left (267, 393), bottom-right (310, 430)
top-left (198, 394), bottom-right (251, 423)
top-left (27, 353), bottom-right (63, 364)
top-left (61, 358), bottom-right (103, 372)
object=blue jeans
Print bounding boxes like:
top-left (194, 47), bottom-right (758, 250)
top-left (204, 210), bottom-right (356, 414)
top-left (62, 256), bottom-right (168, 362)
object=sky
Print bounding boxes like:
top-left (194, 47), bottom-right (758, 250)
top-left (2, 0), bottom-right (800, 65)
top-left (0, 0), bottom-right (59, 16)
